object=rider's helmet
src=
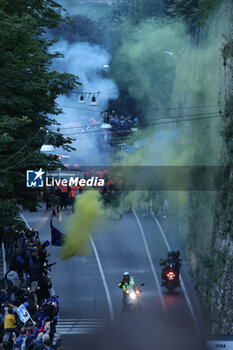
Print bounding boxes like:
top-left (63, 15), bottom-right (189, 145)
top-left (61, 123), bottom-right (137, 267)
top-left (167, 250), bottom-right (173, 258)
top-left (123, 272), bottom-right (130, 284)
top-left (168, 250), bottom-right (180, 259)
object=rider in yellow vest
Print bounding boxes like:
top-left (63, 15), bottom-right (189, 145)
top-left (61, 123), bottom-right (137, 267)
top-left (118, 272), bottom-right (135, 305)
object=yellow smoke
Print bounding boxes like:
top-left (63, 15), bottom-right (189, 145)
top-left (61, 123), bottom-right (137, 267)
top-left (61, 190), bottom-right (104, 260)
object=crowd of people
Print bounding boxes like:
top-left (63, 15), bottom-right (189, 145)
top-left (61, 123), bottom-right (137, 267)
top-left (44, 187), bottom-right (69, 213)
top-left (44, 168), bottom-right (123, 214)
top-left (102, 110), bottom-right (138, 132)
top-left (0, 226), bottom-right (62, 350)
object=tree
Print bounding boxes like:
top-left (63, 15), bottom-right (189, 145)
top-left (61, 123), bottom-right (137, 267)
top-left (0, 0), bottom-right (80, 229)
top-left (169, 0), bottom-right (221, 31)
top-left (51, 14), bottom-right (105, 45)
top-left (110, 0), bottom-right (165, 24)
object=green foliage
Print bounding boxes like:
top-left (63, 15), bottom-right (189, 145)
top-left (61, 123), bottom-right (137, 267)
top-left (0, 0), bottom-right (80, 226)
top-left (170, 0), bottom-right (221, 30)
top-left (108, 19), bottom-right (182, 118)
top-left (51, 14), bottom-right (105, 45)
top-left (222, 34), bottom-right (233, 65)
top-left (110, 0), bottom-right (165, 24)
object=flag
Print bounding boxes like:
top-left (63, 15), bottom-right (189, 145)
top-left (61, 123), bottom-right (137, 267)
top-left (50, 218), bottom-right (65, 246)
top-left (17, 304), bottom-right (31, 323)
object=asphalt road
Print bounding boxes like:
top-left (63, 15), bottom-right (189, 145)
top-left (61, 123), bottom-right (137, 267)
top-left (23, 203), bottom-right (205, 349)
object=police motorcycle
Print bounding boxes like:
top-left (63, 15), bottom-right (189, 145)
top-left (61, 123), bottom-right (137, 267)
top-left (122, 283), bottom-right (144, 314)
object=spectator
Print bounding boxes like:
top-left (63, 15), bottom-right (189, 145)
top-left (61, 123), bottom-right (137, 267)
top-left (0, 225), bottom-right (62, 350)
top-left (103, 110), bottom-right (136, 134)
top-left (5, 266), bottom-right (20, 287)
top-left (0, 307), bottom-right (6, 340)
top-left (36, 276), bottom-right (51, 305)
top-left (4, 308), bottom-right (16, 332)
top-left (3, 227), bottom-right (15, 264)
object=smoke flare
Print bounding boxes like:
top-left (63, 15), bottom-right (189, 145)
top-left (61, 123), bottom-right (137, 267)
top-left (61, 190), bottom-right (104, 259)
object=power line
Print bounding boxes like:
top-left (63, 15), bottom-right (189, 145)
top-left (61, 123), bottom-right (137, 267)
top-left (0, 148), bottom-right (41, 173)
top-left (146, 111), bottom-right (221, 121)
top-left (142, 113), bottom-right (221, 127)
top-left (51, 110), bottom-right (222, 132)
top-left (58, 103), bottom-right (222, 114)
top-left (0, 128), bottom-right (43, 167)
top-left (60, 105), bottom-right (101, 113)
top-left (0, 111), bottom-right (222, 171)
top-left (0, 112), bottom-right (222, 172)
top-left (61, 113), bottom-right (221, 137)
top-left (69, 87), bottom-right (118, 95)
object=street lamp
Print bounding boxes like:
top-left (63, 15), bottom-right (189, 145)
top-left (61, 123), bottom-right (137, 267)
top-left (78, 95), bottom-right (85, 104)
top-left (40, 144), bottom-right (55, 153)
top-left (40, 130), bottom-right (55, 154)
top-left (90, 95), bottom-right (98, 106)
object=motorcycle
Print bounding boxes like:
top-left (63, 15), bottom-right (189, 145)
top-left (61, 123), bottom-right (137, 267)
top-left (162, 263), bottom-right (180, 292)
top-left (122, 283), bottom-right (144, 313)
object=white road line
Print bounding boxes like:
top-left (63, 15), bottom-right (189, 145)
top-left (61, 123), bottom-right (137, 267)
top-left (132, 209), bottom-right (166, 312)
top-left (56, 319), bottom-right (105, 335)
top-left (57, 319), bottom-right (105, 321)
top-left (20, 212), bottom-right (57, 300)
top-left (57, 322), bottom-right (104, 325)
top-left (56, 323), bottom-right (104, 326)
top-left (20, 212), bottom-right (31, 228)
top-left (21, 212), bottom-right (112, 327)
top-left (55, 330), bottom-right (94, 335)
top-left (150, 209), bottom-right (201, 337)
top-left (57, 326), bottom-right (103, 329)
top-left (58, 322), bottom-right (105, 324)
top-left (90, 236), bottom-right (115, 323)
top-left (20, 212), bottom-right (105, 337)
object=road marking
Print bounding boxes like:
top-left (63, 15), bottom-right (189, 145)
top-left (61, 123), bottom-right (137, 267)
top-left (55, 318), bottom-right (105, 335)
top-left (21, 212), bottom-right (112, 329)
top-left (20, 212), bottom-right (58, 300)
top-left (150, 209), bottom-right (201, 337)
top-left (20, 212), bottom-right (30, 228)
top-left (132, 209), bottom-right (166, 312)
top-left (90, 236), bottom-right (115, 322)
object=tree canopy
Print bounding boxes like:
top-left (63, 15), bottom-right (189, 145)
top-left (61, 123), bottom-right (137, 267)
top-left (0, 0), bottom-right (80, 228)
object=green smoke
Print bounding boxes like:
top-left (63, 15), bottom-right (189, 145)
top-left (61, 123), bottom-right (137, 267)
top-left (108, 7), bottom-right (225, 240)
top-left (61, 190), bottom-right (104, 259)
top-left (108, 4), bottom-right (229, 331)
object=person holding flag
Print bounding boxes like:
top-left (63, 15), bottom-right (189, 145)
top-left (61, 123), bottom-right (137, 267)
top-left (50, 218), bottom-right (66, 247)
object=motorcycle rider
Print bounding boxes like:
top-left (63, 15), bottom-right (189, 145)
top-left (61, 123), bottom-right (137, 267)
top-left (118, 272), bottom-right (135, 305)
top-left (160, 250), bottom-right (182, 286)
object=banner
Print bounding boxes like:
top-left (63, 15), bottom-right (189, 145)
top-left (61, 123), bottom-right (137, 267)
top-left (17, 304), bottom-right (31, 323)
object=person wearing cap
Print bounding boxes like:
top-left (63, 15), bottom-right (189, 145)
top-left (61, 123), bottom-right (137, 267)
top-left (5, 265), bottom-right (20, 287)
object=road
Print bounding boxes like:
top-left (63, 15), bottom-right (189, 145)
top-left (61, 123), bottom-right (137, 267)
top-left (23, 203), bottom-right (204, 349)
